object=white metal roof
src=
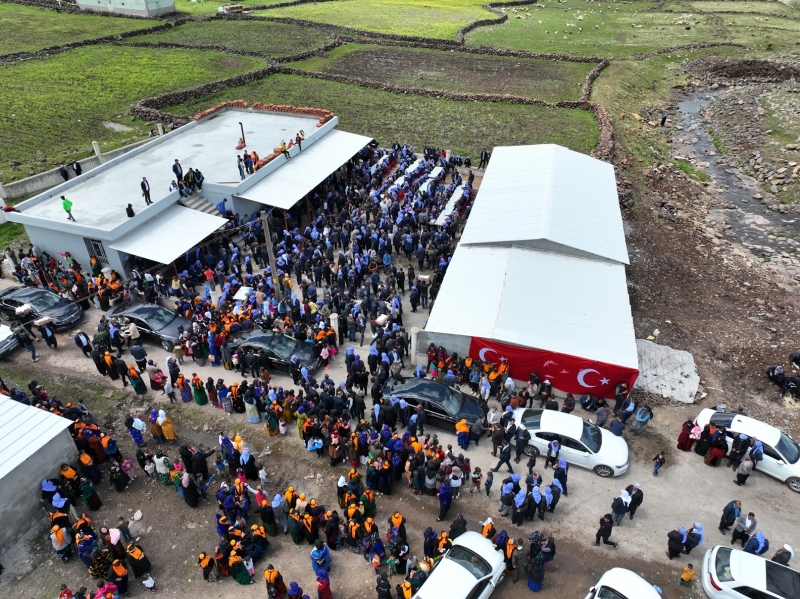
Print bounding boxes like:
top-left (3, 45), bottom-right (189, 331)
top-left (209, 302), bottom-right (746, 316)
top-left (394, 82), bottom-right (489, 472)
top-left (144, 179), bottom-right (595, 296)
top-left (110, 204), bottom-right (228, 264)
top-left (236, 129), bottom-right (372, 210)
top-left (0, 394), bottom-right (73, 481)
top-left (434, 185), bottom-right (464, 226)
top-left (425, 245), bottom-right (638, 369)
top-left (459, 145), bottom-right (629, 265)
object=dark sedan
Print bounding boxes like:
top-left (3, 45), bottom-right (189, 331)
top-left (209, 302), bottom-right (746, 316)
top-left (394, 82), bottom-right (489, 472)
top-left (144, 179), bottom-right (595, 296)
top-left (0, 324), bottom-right (20, 359)
top-left (236, 331), bottom-right (321, 374)
top-left (106, 302), bottom-right (192, 351)
top-left (0, 286), bottom-right (83, 331)
top-left (382, 378), bottom-right (486, 427)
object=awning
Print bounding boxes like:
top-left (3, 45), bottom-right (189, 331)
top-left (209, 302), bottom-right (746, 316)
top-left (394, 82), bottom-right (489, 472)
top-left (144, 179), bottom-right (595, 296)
top-left (236, 129), bottom-right (372, 210)
top-left (110, 204), bottom-right (228, 264)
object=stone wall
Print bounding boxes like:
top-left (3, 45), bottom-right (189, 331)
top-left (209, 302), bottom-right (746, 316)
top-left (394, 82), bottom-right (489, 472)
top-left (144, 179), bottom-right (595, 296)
top-left (0, 0), bottom-right (172, 17)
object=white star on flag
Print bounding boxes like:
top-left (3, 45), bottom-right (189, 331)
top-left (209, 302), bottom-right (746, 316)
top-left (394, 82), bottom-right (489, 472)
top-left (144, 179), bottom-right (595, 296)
top-left (600, 377), bottom-right (610, 385)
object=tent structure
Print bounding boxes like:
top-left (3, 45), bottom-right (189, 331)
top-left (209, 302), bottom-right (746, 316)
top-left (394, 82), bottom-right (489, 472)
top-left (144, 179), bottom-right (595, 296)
top-left (423, 144), bottom-right (638, 397)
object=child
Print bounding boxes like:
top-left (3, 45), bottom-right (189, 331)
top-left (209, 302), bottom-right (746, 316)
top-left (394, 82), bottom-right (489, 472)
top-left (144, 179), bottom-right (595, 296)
top-left (258, 463), bottom-right (268, 487)
top-left (164, 380), bottom-right (176, 404)
top-left (484, 470), bottom-right (493, 497)
top-left (214, 452), bottom-right (227, 476)
top-left (679, 564), bottom-right (694, 585)
top-left (652, 451), bottom-right (666, 476)
top-left (144, 459), bottom-right (157, 484)
top-left (58, 584), bottom-right (74, 599)
top-left (470, 467), bottom-right (483, 496)
top-left (118, 516), bottom-right (132, 542)
top-left (142, 573), bottom-right (156, 593)
top-left (122, 458), bottom-right (137, 480)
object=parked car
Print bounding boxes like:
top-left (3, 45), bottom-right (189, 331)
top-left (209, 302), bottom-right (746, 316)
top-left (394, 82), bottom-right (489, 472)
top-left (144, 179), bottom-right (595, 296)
top-left (106, 302), bottom-right (192, 351)
top-left (412, 531), bottom-right (505, 599)
top-left (694, 408), bottom-right (800, 493)
top-left (703, 544), bottom-right (800, 599)
top-left (0, 323), bottom-right (20, 359)
top-left (0, 286), bottom-right (83, 331)
top-left (236, 331), bottom-right (321, 374)
top-left (381, 378), bottom-right (485, 427)
top-left (584, 567), bottom-right (662, 599)
top-left (511, 408), bottom-right (629, 477)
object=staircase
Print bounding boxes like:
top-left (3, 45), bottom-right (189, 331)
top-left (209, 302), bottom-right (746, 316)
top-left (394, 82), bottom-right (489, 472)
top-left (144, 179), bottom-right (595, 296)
top-left (180, 194), bottom-right (220, 216)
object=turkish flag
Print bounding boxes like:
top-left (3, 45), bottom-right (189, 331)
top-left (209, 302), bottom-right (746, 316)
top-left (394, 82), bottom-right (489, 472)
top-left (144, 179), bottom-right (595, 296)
top-left (469, 337), bottom-right (639, 399)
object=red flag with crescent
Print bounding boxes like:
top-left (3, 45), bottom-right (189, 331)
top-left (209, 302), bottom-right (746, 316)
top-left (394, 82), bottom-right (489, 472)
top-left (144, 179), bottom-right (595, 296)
top-left (469, 337), bottom-right (638, 399)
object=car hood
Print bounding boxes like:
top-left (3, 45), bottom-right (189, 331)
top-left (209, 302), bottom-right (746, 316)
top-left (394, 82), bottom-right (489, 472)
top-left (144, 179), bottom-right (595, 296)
top-left (156, 316), bottom-right (191, 341)
top-left (0, 325), bottom-right (14, 343)
top-left (44, 301), bottom-right (82, 322)
top-left (598, 428), bottom-right (629, 464)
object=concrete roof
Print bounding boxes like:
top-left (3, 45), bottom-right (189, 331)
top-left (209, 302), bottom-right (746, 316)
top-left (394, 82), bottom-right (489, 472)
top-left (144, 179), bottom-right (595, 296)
top-left (109, 204), bottom-right (228, 264)
top-left (0, 394), bottom-right (73, 481)
top-left (459, 145), bottom-right (629, 264)
top-left (425, 245), bottom-right (638, 369)
top-left (17, 110), bottom-right (322, 231)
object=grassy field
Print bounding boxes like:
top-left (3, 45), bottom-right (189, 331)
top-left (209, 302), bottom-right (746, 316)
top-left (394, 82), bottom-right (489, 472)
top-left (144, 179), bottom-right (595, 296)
top-left (289, 44), bottom-right (595, 101)
top-left (0, 2), bottom-right (156, 55)
top-left (664, 0), bottom-right (800, 16)
top-left (172, 0), bottom-right (283, 16)
top-left (467, 0), bottom-right (800, 57)
top-left (166, 72), bottom-right (600, 156)
top-left (258, 0), bottom-right (491, 38)
top-left (0, 46), bottom-right (263, 183)
top-left (128, 19), bottom-right (331, 57)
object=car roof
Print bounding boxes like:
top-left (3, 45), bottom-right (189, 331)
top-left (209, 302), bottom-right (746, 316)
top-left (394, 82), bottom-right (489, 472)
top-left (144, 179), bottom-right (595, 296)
top-left (728, 547), bottom-right (768, 589)
top-left (414, 533), bottom-right (503, 599)
top-left (595, 568), bottom-right (662, 599)
top-left (696, 408), bottom-right (781, 446)
top-left (514, 408), bottom-right (583, 439)
top-left (126, 304), bottom-right (162, 317)
top-left (7, 287), bottom-right (45, 300)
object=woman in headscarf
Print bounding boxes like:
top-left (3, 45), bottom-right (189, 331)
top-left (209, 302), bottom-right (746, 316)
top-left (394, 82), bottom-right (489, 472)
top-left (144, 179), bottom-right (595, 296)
top-left (171, 462), bottom-right (185, 498)
top-left (191, 374), bottom-right (208, 406)
top-left (244, 386), bottom-right (261, 424)
top-left (694, 423), bottom-right (714, 456)
top-left (684, 522), bottom-right (704, 555)
top-left (176, 373), bottom-right (193, 403)
top-left (455, 419), bottom-right (470, 451)
top-left (744, 531), bottom-right (770, 556)
top-left (104, 352), bottom-right (119, 381)
top-left (78, 451), bottom-right (103, 484)
top-left (155, 450), bottom-right (172, 485)
top-left (206, 377), bottom-right (219, 408)
top-left (107, 559), bottom-right (129, 594)
top-left (611, 490), bottom-right (631, 526)
top-left (676, 419), bottom-right (695, 451)
top-left (228, 550), bottom-right (252, 585)
top-left (149, 409), bottom-right (165, 443)
top-left (240, 448), bottom-right (259, 480)
top-left (264, 564), bottom-right (287, 598)
top-left (272, 494), bottom-right (288, 535)
top-left (302, 513), bottom-right (319, 545)
top-left (324, 511), bottom-right (340, 549)
top-left (50, 525), bottom-right (73, 562)
top-left (288, 509), bottom-right (305, 545)
top-left (266, 401), bottom-right (280, 436)
top-left (80, 477), bottom-right (103, 511)
top-left (287, 581), bottom-right (303, 599)
top-left (316, 569), bottom-right (333, 599)
top-left (527, 552), bottom-right (546, 592)
top-left (157, 410), bottom-right (177, 442)
top-left (436, 481), bottom-right (452, 522)
top-left (553, 458), bottom-right (568, 496)
top-left (198, 552), bottom-right (218, 582)
top-left (667, 527), bottom-right (688, 559)
top-left (218, 380), bottom-right (233, 414)
top-left (109, 460), bottom-right (130, 492)
top-left (126, 542), bottom-right (151, 578)
top-left (183, 471), bottom-right (200, 507)
top-left (311, 538), bottom-right (331, 575)
top-left (128, 365), bottom-right (148, 395)
top-left (512, 489), bottom-right (528, 526)
top-left (231, 382), bottom-right (246, 413)
top-left (126, 414), bottom-right (146, 447)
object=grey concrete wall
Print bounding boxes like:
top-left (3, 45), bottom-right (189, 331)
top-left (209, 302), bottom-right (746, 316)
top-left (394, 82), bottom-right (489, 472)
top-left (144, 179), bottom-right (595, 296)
top-left (415, 330), bottom-right (472, 358)
top-left (0, 428), bottom-right (77, 549)
top-left (77, 0), bottom-right (174, 16)
top-left (24, 225), bottom-right (126, 274)
top-left (230, 196), bottom-right (264, 220)
top-left (2, 139), bottom-right (150, 201)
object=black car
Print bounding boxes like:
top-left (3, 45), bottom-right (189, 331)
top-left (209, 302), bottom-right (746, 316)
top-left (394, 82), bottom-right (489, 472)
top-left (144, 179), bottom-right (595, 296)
top-left (236, 331), bottom-right (321, 374)
top-left (382, 378), bottom-right (486, 427)
top-left (106, 302), bottom-right (192, 351)
top-left (0, 286), bottom-right (83, 331)
top-left (0, 324), bottom-right (20, 359)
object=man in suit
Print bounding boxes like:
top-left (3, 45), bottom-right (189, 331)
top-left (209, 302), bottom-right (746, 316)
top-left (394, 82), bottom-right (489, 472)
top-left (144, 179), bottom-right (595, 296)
top-left (478, 149), bottom-right (490, 169)
top-left (58, 164), bottom-right (69, 182)
top-left (732, 511), bottom-right (757, 547)
top-left (172, 159), bottom-right (183, 181)
top-left (71, 160), bottom-right (82, 177)
top-left (491, 441), bottom-right (514, 474)
top-left (141, 177), bottom-right (152, 205)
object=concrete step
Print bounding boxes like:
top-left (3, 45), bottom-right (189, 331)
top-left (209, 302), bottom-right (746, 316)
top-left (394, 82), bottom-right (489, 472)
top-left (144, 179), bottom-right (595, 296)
top-left (180, 194), bottom-right (220, 216)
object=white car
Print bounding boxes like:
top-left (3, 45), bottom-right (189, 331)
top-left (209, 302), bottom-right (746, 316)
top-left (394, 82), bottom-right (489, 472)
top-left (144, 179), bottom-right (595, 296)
top-left (703, 544), bottom-right (800, 599)
top-left (412, 531), bottom-right (505, 599)
top-left (584, 567), bottom-right (662, 599)
top-left (512, 408), bottom-right (629, 477)
top-left (695, 408), bottom-right (800, 492)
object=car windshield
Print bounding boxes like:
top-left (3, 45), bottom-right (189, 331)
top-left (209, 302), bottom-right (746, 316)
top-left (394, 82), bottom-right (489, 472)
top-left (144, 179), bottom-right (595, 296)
top-left (28, 291), bottom-right (61, 312)
top-left (580, 420), bottom-right (602, 453)
top-left (146, 307), bottom-right (176, 330)
top-left (715, 547), bottom-right (734, 582)
top-left (269, 335), bottom-right (298, 360)
top-left (709, 412), bottom-right (736, 428)
top-left (445, 546), bottom-right (491, 580)
top-left (441, 388), bottom-right (463, 416)
top-left (776, 433), bottom-right (800, 464)
top-left (766, 560), bottom-right (800, 597)
top-left (521, 410), bottom-right (543, 430)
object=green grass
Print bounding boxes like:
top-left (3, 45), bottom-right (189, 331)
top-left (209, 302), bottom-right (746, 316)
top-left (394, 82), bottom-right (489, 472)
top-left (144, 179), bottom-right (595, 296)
top-left (0, 222), bottom-right (29, 249)
top-left (0, 46), bottom-right (263, 183)
top-left (674, 158), bottom-right (712, 181)
top-left (173, 0), bottom-right (283, 16)
top-left (165, 72), bottom-right (600, 156)
top-left (258, 0), bottom-right (491, 38)
top-left (664, 0), bottom-right (800, 16)
top-left (289, 43), bottom-right (595, 102)
top-left (467, 0), bottom-right (800, 57)
top-left (0, 2), bottom-right (157, 55)
top-left (127, 19), bottom-right (331, 57)
top-left (708, 126), bottom-right (726, 155)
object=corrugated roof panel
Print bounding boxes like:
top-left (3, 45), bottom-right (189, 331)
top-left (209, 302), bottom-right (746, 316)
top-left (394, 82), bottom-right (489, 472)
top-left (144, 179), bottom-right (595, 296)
top-left (110, 205), bottom-right (228, 264)
top-left (0, 395), bottom-right (73, 481)
top-left (237, 130), bottom-right (373, 210)
top-left (459, 145), bottom-right (629, 265)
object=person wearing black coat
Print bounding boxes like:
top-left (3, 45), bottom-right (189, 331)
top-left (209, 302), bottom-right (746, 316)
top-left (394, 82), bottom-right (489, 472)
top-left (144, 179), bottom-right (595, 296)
top-left (90, 347), bottom-right (108, 376)
top-left (449, 514), bottom-right (468, 539)
top-left (113, 357), bottom-right (130, 387)
top-left (719, 500), bottom-right (741, 534)
top-left (376, 572), bottom-right (392, 599)
top-left (547, 484), bottom-right (561, 513)
top-left (683, 526), bottom-right (702, 555)
top-left (593, 514), bottom-right (617, 548)
top-left (415, 405), bottom-right (426, 435)
top-left (193, 447), bottom-right (216, 478)
top-left (667, 528), bottom-right (686, 559)
top-left (625, 483), bottom-right (644, 520)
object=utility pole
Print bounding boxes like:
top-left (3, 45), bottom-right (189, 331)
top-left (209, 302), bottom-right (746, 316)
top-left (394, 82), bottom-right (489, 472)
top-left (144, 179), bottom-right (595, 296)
top-left (260, 209), bottom-right (282, 301)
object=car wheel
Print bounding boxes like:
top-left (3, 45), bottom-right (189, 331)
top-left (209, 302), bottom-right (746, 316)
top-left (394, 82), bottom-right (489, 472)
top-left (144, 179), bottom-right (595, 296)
top-left (496, 573), bottom-right (505, 586)
top-left (593, 465), bottom-right (614, 478)
top-left (522, 445), bottom-right (539, 457)
top-left (787, 477), bottom-right (800, 493)
top-left (161, 339), bottom-right (174, 351)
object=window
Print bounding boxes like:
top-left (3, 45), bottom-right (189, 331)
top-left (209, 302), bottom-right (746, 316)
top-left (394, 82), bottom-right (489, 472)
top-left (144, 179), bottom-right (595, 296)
top-left (596, 587), bottom-right (628, 599)
top-left (715, 547), bottom-right (735, 582)
top-left (732, 586), bottom-right (774, 599)
top-left (710, 412), bottom-right (736, 428)
top-left (146, 307), bottom-right (176, 330)
top-left (766, 560), bottom-right (800, 597)
top-left (536, 432), bottom-right (561, 443)
top-left (520, 410), bottom-right (543, 430)
top-left (580, 421), bottom-right (602, 453)
top-left (29, 291), bottom-right (61, 312)
top-left (445, 546), bottom-right (491, 579)
top-left (562, 436), bottom-right (588, 452)
top-left (762, 444), bottom-right (783, 462)
top-left (84, 238), bottom-right (108, 264)
top-left (465, 578), bottom-right (491, 599)
top-left (776, 433), bottom-right (800, 464)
